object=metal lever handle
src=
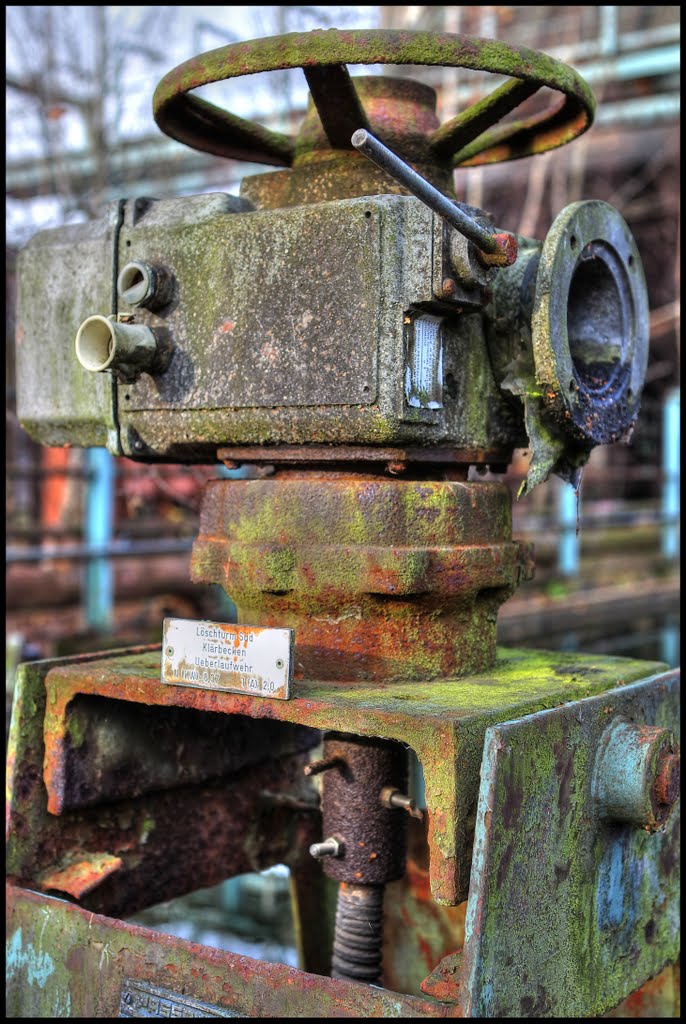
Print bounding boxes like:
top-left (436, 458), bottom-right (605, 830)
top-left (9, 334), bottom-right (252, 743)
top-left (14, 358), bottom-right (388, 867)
top-left (351, 128), bottom-right (517, 267)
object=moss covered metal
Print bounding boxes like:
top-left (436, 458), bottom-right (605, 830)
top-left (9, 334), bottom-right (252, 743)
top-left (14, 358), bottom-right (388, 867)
top-left (152, 29), bottom-right (594, 173)
top-left (22, 644), bottom-right (667, 909)
top-left (191, 477), bottom-right (533, 682)
top-left (462, 670), bottom-right (680, 1017)
top-left (7, 652), bottom-right (323, 922)
top-left (6, 885), bottom-right (460, 1017)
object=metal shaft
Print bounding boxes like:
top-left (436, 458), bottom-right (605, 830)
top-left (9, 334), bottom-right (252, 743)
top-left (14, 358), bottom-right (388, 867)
top-left (351, 128), bottom-right (499, 255)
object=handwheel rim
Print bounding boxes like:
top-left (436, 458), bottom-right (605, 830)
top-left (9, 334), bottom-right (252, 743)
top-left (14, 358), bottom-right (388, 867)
top-left (152, 28), bottom-right (596, 169)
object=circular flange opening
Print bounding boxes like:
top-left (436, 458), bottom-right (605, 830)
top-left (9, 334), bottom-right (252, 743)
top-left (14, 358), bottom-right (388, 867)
top-left (567, 240), bottom-right (625, 397)
top-left (532, 200), bottom-right (648, 446)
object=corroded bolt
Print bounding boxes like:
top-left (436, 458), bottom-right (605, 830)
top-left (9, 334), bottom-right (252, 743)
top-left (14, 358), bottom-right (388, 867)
top-left (654, 750), bottom-right (680, 807)
top-left (303, 757), bottom-right (343, 777)
top-left (379, 785), bottom-right (423, 820)
top-left (310, 837), bottom-right (343, 859)
top-left (442, 277), bottom-right (457, 298)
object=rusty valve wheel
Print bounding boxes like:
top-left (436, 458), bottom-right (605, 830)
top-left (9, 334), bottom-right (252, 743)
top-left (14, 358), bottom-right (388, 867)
top-left (153, 28), bottom-right (595, 172)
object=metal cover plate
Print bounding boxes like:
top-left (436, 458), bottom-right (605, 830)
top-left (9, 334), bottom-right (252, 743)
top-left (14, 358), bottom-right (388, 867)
top-left (461, 669), bottom-right (680, 1018)
top-left (120, 978), bottom-right (241, 1016)
top-left (161, 618), bottom-right (293, 699)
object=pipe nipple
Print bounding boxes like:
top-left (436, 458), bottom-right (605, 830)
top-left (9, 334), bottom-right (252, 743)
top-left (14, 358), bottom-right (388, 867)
top-left (75, 314), bottom-right (159, 380)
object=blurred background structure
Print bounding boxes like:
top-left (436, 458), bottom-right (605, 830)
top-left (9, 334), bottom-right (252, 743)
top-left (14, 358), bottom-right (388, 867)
top-left (5, 2), bottom-right (680, 964)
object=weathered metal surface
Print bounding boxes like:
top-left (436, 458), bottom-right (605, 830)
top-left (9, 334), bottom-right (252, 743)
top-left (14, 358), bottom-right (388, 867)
top-left (217, 446), bottom-right (507, 467)
top-left (6, 885), bottom-right (461, 1018)
top-left (119, 978), bottom-right (238, 1017)
top-left (594, 718), bottom-right (680, 831)
top-left (301, 65), bottom-right (371, 151)
top-left (11, 645), bottom-right (667, 909)
top-left (152, 29), bottom-right (594, 171)
top-left (486, 200), bottom-right (649, 492)
top-left (430, 77), bottom-right (539, 162)
top-left (16, 189), bottom-right (647, 478)
top-left (532, 202), bottom-right (649, 442)
top-left (331, 883), bottom-right (385, 984)
top-left (15, 203), bottom-right (122, 450)
top-left (351, 128), bottom-right (514, 262)
top-left (40, 853), bottom-right (123, 900)
top-left (191, 477), bottom-right (534, 681)
top-left (319, 734), bottom-right (408, 884)
top-left (460, 670), bottom-right (680, 1017)
top-left (604, 964), bottom-right (680, 1018)
top-left (240, 72), bottom-right (452, 210)
top-left (107, 191), bottom-right (524, 459)
top-left (288, 859), bottom-right (337, 978)
top-left (45, 692), bottom-right (313, 814)
top-left (6, 652), bottom-right (322, 920)
top-left (118, 197), bottom-right (382, 414)
top-left (383, 823), bottom-right (467, 997)
top-left (162, 619), bottom-right (293, 700)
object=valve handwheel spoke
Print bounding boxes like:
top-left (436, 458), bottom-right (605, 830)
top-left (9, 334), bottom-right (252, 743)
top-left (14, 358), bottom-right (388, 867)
top-left (153, 29), bottom-right (595, 169)
top-left (302, 65), bottom-right (371, 149)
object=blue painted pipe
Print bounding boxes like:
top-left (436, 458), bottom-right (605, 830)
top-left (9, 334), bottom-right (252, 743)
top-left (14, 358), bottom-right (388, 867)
top-left (558, 480), bottom-right (579, 577)
top-left (661, 388), bottom-right (680, 560)
top-left (84, 447), bottom-right (114, 630)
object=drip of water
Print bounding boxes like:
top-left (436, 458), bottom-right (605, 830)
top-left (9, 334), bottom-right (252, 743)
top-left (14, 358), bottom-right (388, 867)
top-left (570, 466), bottom-right (584, 536)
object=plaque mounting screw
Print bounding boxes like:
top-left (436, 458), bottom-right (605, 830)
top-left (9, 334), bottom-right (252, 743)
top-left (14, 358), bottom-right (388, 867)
top-left (275, 658), bottom-right (284, 670)
top-left (165, 646), bottom-right (174, 657)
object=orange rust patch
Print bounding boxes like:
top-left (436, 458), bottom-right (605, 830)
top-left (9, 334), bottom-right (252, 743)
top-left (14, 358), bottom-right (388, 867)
top-left (40, 853), bottom-right (123, 899)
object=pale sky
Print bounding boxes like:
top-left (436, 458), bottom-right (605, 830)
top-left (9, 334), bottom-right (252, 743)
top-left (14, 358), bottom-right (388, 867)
top-left (6, 6), bottom-right (380, 243)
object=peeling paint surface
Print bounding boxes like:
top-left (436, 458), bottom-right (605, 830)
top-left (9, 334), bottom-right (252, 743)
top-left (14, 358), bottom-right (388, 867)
top-left (6, 886), bottom-right (459, 1018)
top-left (461, 670), bottom-right (680, 1017)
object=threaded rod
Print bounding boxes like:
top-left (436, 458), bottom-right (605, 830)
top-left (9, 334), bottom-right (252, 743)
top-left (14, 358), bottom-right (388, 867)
top-left (330, 883), bottom-right (384, 985)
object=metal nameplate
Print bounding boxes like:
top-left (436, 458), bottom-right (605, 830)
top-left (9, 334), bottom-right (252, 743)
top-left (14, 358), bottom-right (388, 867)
top-left (162, 618), bottom-right (293, 699)
top-left (119, 978), bottom-right (242, 1017)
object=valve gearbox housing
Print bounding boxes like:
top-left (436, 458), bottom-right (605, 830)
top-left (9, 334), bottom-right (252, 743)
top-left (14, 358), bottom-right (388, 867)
top-left (15, 190), bottom-right (647, 464)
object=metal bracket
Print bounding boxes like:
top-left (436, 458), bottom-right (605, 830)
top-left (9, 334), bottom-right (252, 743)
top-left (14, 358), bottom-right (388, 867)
top-left (459, 669), bottom-right (680, 1017)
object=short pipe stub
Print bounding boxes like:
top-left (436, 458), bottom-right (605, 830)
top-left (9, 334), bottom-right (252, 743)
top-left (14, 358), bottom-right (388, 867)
top-left (75, 314), bottom-right (159, 381)
top-left (117, 260), bottom-right (172, 310)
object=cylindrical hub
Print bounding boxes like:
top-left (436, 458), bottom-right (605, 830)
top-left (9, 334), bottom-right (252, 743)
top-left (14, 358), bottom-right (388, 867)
top-left (594, 718), bottom-right (680, 831)
top-left (319, 733), bottom-right (408, 885)
top-left (191, 475), bottom-right (533, 681)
